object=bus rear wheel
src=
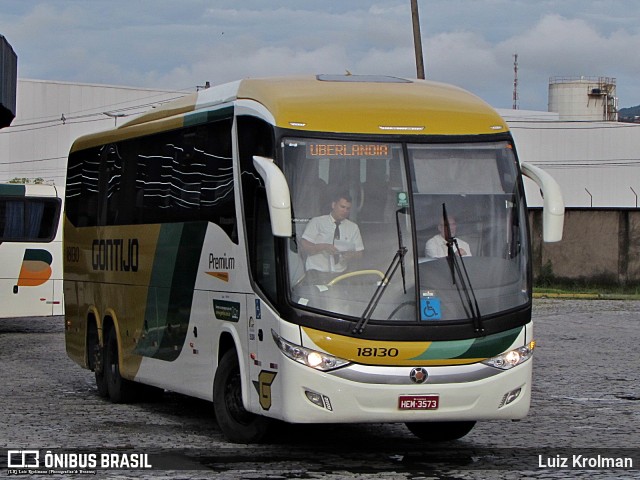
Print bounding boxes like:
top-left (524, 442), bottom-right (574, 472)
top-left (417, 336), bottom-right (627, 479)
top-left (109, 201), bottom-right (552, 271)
top-left (103, 326), bottom-right (138, 403)
top-left (213, 349), bottom-right (270, 443)
top-left (405, 421), bottom-right (476, 442)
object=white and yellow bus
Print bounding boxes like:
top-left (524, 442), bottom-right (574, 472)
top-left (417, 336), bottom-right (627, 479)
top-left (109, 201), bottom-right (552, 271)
top-left (64, 75), bottom-right (564, 443)
top-left (0, 183), bottom-right (63, 318)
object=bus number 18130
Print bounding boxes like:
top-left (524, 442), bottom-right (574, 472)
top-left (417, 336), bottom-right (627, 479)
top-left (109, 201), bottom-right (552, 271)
top-left (356, 347), bottom-right (399, 357)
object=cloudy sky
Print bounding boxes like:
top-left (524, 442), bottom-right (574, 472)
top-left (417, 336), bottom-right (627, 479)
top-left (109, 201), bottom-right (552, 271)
top-left (2, 0), bottom-right (640, 110)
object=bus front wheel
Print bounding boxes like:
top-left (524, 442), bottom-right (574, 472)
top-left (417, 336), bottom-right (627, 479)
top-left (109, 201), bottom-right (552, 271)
top-left (405, 421), bottom-right (476, 442)
top-left (94, 342), bottom-right (109, 398)
top-left (213, 349), bottom-right (270, 443)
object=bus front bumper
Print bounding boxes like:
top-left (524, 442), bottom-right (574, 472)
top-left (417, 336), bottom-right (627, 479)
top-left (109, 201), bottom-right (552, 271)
top-left (268, 358), bottom-right (532, 424)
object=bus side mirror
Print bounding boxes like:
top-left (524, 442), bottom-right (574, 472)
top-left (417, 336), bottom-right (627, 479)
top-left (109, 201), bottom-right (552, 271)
top-left (521, 162), bottom-right (564, 243)
top-left (252, 156), bottom-right (292, 237)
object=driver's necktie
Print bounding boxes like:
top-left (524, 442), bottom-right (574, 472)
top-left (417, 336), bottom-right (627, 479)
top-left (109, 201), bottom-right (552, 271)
top-left (333, 221), bottom-right (341, 263)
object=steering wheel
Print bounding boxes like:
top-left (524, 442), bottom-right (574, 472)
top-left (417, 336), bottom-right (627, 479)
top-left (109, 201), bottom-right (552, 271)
top-left (327, 269), bottom-right (386, 286)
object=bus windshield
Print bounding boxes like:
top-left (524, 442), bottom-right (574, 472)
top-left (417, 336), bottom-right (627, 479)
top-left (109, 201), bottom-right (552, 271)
top-left (283, 138), bottom-right (529, 325)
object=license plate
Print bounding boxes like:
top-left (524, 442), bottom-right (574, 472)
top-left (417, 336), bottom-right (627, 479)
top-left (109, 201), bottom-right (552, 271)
top-left (398, 395), bottom-right (439, 410)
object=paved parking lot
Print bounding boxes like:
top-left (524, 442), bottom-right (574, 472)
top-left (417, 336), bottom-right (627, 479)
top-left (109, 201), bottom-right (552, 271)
top-left (1, 299), bottom-right (638, 479)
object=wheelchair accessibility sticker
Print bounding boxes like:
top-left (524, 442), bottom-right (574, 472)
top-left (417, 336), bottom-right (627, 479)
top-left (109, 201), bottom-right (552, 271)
top-left (420, 297), bottom-right (442, 320)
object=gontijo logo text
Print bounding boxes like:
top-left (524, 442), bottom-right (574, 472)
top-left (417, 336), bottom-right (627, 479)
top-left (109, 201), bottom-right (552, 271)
top-left (7, 449), bottom-right (152, 473)
top-left (91, 238), bottom-right (139, 272)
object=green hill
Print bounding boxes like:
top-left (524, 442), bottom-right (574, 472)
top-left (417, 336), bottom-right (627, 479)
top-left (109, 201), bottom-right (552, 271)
top-left (618, 105), bottom-right (640, 121)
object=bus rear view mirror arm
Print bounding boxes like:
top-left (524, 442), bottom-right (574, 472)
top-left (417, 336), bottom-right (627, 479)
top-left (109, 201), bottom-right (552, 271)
top-left (253, 156), bottom-right (292, 237)
top-left (520, 162), bottom-right (565, 243)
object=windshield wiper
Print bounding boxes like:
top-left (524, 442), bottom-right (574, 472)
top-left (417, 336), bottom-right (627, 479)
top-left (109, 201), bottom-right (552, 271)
top-left (353, 207), bottom-right (408, 334)
top-left (442, 204), bottom-right (485, 335)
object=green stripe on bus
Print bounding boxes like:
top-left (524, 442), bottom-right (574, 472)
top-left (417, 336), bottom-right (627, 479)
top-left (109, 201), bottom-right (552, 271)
top-left (411, 326), bottom-right (523, 360)
top-left (456, 327), bottom-right (523, 359)
top-left (0, 184), bottom-right (26, 196)
top-left (136, 222), bottom-right (208, 361)
top-left (184, 106), bottom-right (234, 127)
top-left (23, 248), bottom-right (53, 264)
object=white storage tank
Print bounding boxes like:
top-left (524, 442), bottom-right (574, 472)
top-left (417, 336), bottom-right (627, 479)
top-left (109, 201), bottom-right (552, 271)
top-left (548, 76), bottom-right (618, 121)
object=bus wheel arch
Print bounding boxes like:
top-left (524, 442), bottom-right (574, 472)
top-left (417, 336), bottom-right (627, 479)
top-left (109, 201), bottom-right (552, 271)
top-left (213, 336), bottom-right (271, 443)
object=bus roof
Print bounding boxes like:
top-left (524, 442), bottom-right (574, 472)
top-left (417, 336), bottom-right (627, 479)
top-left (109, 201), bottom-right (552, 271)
top-left (70, 75), bottom-right (509, 152)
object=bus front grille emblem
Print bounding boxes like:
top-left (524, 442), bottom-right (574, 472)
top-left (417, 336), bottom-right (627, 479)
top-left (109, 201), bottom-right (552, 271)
top-left (409, 367), bottom-right (428, 384)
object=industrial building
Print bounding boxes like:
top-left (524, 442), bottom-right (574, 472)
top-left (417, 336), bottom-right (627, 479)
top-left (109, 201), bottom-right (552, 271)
top-left (498, 76), bottom-right (640, 209)
top-left (496, 76), bottom-right (640, 286)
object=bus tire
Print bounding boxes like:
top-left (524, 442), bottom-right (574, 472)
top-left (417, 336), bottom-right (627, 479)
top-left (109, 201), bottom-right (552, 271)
top-left (213, 349), bottom-right (270, 443)
top-left (104, 326), bottom-right (137, 404)
top-left (405, 421), bottom-right (476, 442)
top-left (94, 342), bottom-right (109, 398)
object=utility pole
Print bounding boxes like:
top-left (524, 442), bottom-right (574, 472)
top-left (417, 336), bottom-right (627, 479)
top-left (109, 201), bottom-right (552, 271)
top-left (411, 0), bottom-right (425, 79)
top-left (513, 53), bottom-right (519, 110)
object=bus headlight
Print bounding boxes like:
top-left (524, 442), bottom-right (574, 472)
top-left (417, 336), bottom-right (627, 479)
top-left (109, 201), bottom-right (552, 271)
top-left (482, 341), bottom-right (535, 370)
top-left (272, 330), bottom-right (350, 371)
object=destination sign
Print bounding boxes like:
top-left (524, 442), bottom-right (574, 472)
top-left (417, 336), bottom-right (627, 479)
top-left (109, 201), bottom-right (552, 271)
top-left (306, 142), bottom-right (391, 159)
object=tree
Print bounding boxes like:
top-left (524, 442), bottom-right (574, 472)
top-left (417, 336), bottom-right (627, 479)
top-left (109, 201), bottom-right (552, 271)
top-left (8, 177), bottom-right (46, 184)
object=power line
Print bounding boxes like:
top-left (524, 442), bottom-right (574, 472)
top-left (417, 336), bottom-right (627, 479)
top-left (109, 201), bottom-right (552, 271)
top-left (1, 89), bottom-right (192, 134)
top-left (9, 84), bottom-right (195, 125)
top-left (1, 156), bottom-right (66, 165)
top-left (530, 159), bottom-right (640, 169)
top-left (0, 117), bottom-right (108, 134)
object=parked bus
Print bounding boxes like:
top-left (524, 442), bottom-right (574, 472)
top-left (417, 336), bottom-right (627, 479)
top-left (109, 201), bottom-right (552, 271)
top-left (64, 75), bottom-right (564, 443)
top-left (0, 183), bottom-right (63, 318)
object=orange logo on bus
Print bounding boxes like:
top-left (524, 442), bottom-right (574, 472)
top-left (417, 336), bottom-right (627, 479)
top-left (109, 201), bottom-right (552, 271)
top-left (206, 271), bottom-right (229, 282)
top-left (18, 249), bottom-right (53, 287)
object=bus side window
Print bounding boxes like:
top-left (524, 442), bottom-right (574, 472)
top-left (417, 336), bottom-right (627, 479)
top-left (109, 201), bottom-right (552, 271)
top-left (0, 199), bottom-right (23, 239)
top-left (0, 197), bottom-right (59, 242)
top-left (66, 149), bottom-right (100, 228)
top-left (195, 120), bottom-right (237, 242)
top-left (0, 199), bottom-right (5, 238)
